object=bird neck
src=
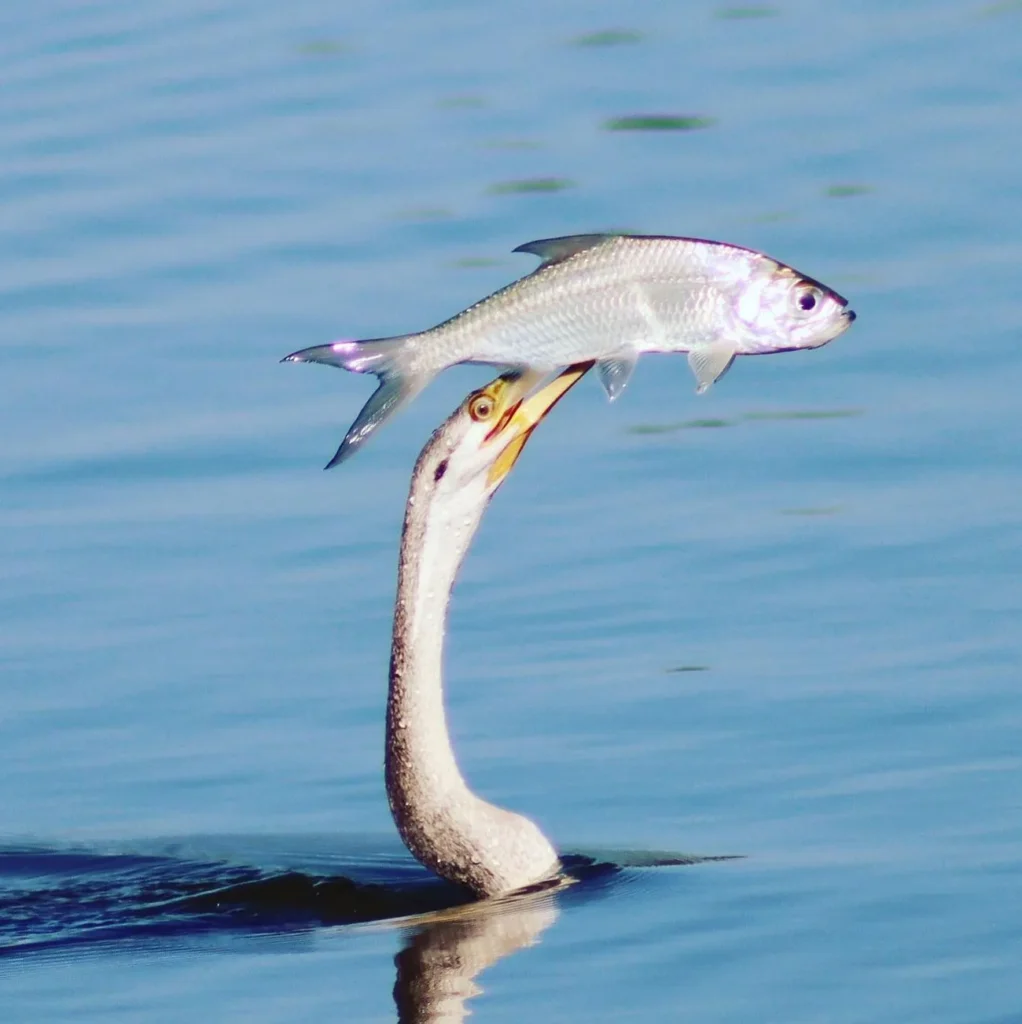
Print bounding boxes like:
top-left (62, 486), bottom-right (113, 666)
top-left (388, 472), bottom-right (482, 810)
top-left (385, 452), bottom-right (559, 896)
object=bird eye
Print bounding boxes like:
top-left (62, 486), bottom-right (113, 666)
top-left (796, 285), bottom-right (822, 313)
top-left (469, 394), bottom-right (495, 422)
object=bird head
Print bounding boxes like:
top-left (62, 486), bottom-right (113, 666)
top-left (416, 362), bottom-right (592, 505)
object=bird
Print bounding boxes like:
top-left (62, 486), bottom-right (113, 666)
top-left (382, 362), bottom-right (592, 897)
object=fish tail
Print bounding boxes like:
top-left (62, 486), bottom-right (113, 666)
top-left (282, 335), bottom-right (410, 375)
top-left (282, 335), bottom-right (427, 468)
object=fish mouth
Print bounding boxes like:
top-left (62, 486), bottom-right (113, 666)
top-left (822, 307), bottom-right (856, 344)
top-left (793, 305), bottom-right (856, 350)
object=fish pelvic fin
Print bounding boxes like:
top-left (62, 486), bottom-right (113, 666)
top-left (282, 335), bottom-right (426, 468)
top-left (513, 233), bottom-right (617, 268)
top-left (687, 341), bottom-right (738, 394)
top-left (596, 353), bottom-right (638, 401)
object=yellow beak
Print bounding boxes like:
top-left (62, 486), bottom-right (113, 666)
top-left (487, 361), bottom-right (593, 486)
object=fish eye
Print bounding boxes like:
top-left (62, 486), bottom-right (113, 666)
top-left (469, 393), bottom-right (495, 422)
top-left (795, 285), bottom-right (822, 314)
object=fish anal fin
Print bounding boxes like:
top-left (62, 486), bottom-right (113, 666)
top-left (687, 342), bottom-right (738, 394)
top-left (513, 233), bottom-right (617, 267)
top-left (596, 353), bottom-right (638, 401)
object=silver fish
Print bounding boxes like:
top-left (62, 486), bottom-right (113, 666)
top-left (285, 233), bottom-right (855, 467)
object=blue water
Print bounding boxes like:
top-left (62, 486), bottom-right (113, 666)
top-left (3, 0), bottom-right (1021, 1019)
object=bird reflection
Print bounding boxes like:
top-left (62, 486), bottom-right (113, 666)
top-left (393, 887), bottom-right (561, 1024)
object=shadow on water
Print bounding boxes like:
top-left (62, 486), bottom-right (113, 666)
top-left (0, 838), bottom-right (731, 1021)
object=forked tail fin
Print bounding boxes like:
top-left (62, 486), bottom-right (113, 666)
top-left (282, 336), bottom-right (427, 468)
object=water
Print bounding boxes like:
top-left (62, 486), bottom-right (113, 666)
top-left (2, 0), bottom-right (1021, 1019)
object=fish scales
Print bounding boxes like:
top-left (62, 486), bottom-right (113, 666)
top-left (423, 237), bottom-right (728, 370)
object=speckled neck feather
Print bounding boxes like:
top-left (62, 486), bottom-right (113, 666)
top-left (384, 433), bottom-right (560, 898)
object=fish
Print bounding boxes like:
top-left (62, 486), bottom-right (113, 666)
top-left (284, 233), bottom-right (856, 467)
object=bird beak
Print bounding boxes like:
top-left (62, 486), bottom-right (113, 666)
top-left (487, 361), bottom-right (593, 486)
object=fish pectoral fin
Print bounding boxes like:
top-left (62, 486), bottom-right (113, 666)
top-left (688, 343), bottom-right (738, 394)
top-left (513, 234), bottom-right (616, 267)
top-left (596, 354), bottom-right (638, 401)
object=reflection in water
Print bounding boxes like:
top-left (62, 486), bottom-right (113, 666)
top-left (0, 844), bottom-right (566, 1021)
top-left (394, 889), bottom-right (560, 1024)
top-left (0, 843), bottom-right (718, 1017)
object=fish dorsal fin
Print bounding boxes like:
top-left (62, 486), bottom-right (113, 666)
top-left (596, 353), bottom-right (638, 401)
top-left (513, 233), bottom-right (616, 267)
top-left (687, 341), bottom-right (738, 394)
